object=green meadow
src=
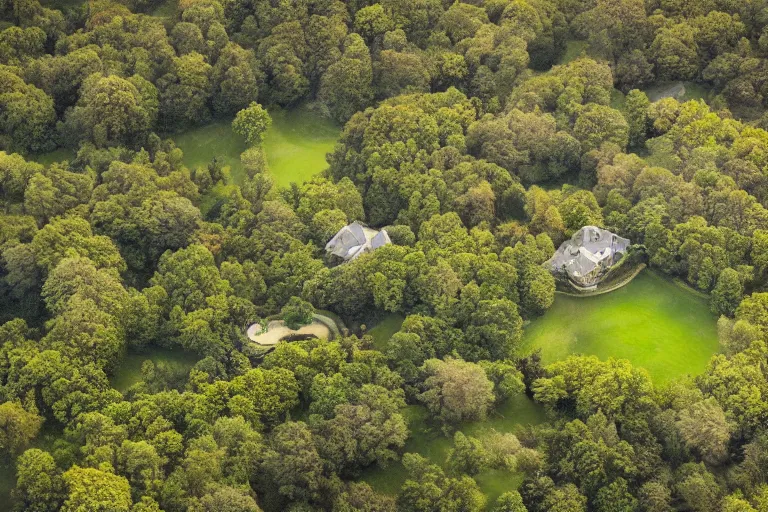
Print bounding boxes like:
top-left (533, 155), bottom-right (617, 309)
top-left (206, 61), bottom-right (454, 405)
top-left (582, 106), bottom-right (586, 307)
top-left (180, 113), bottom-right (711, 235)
top-left (261, 107), bottom-right (339, 188)
top-left (521, 270), bottom-right (720, 383)
top-left (174, 106), bottom-right (338, 189)
top-left (172, 106), bottom-right (339, 213)
top-left (361, 395), bottom-right (546, 507)
top-left (109, 346), bottom-right (199, 392)
top-left (367, 313), bottom-right (405, 351)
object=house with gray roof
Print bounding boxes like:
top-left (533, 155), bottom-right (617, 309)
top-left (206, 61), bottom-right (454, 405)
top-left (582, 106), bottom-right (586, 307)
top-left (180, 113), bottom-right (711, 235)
top-left (325, 222), bottom-right (391, 262)
top-left (547, 226), bottom-right (630, 288)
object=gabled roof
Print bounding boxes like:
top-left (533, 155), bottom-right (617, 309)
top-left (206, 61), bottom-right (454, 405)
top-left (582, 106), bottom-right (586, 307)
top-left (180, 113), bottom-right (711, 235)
top-left (348, 222), bottom-right (366, 244)
top-left (371, 230), bottom-right (391, 249)
top-left (547, 226), bottom-right (630, 285)
top-left (326, 223), bottom-right (367, 259)
top-left (325, 222), bottom-right (391, 262)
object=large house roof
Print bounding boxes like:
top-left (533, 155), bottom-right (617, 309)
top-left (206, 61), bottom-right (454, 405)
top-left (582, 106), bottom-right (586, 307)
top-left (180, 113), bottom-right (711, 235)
top-left (325, 222), bottom-right (391, 262)
top-left (548, 226), bottom-right (629, 285)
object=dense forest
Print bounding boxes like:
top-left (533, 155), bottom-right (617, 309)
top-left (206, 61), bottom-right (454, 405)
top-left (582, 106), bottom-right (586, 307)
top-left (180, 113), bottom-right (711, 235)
top-left (5, 0), bottom-right (768, 510)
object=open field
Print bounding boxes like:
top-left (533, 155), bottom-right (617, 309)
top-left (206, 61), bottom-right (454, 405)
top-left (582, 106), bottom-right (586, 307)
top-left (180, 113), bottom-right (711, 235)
top-left (110, 346), bottom-right (200, 392)
top-left (521, 269), bottom-right (719, 383)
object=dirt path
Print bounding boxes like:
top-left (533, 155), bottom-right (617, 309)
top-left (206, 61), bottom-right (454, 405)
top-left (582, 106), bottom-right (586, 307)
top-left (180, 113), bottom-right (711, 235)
top-left (247, 319), bottom-right (331, 346)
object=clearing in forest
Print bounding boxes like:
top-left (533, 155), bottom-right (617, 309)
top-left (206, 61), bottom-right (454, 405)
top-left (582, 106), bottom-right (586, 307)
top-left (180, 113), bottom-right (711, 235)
top-left (521, 269), bottom-right (719, 383)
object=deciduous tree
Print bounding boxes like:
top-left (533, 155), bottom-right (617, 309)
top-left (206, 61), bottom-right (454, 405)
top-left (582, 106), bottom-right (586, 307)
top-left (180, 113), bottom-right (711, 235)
top-left (232, 102), bottom-right (272, 146)
top-left (417, 357), bottom-right (494, 429)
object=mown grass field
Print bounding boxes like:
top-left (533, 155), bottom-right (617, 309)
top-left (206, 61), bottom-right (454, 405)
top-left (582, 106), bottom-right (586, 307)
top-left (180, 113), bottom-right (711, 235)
top-left (262, 107), bottom-right (339, 188)
top-left (367, 313), bottom-right (405, 351)
top-left (173, 106), bottom-right (339, 214)
top-left (521, 269), bottom-right (719, 383)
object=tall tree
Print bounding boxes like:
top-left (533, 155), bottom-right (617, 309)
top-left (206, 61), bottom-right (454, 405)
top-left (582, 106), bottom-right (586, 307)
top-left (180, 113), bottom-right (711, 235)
top-left (61, 466), bottom-right (132, 512)
top-left (63, 74), bottom-right (155, 148)
top-left (232, 102), bottom-right (272, 146)
top-left (417, 357), bottom-right (495, 430)
top-left (0, 402), bottom-right (42, 456)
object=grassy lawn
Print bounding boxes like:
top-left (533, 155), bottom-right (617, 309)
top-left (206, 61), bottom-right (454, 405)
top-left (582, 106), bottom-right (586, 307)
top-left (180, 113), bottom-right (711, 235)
top-left (361, 395), bottom-right (546, 507)
top-left (172, 119), bottom-right (246, 214)
top-left (173, 106), bottom-right (339, 214)
top-left (611, 88), bottom-right (626, 112)
top-left (110, 346), bottom-right (200, 392)
top-left (174, 107), bottom-right (339, 190)
top-left (151, 0), bottom-right (177, 18)
top-left (644, 81), bottom-right (713, 103)
top-left (173, 119), bottom-right (249, 184)
top-left (521, 269), bottom-right (719, 384)
top-left (262, 106), bottom-right (339, 188)
top-left (29, 147), bottom-right (76, 166)
top-left (367, 313), bottom-right (405, 351)
top-left (0, 424), bottom-right (62, 507)
top-left (39, 0), bottom-right (85, 10)
top-left (28, 106), bottom-right (339, 217)
top-left (559, 40), bottom-right (588, 65)
top-left (0, 463), bottom-right (14, 509)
